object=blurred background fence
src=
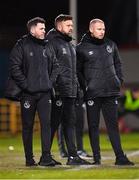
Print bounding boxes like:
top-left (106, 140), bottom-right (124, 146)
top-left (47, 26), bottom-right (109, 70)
top-left (0, 99), bottom-right (40, 135)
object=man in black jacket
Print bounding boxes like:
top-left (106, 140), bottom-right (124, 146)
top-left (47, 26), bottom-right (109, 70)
top-left (5, 17), bottom-right (60, 167)
top-left (47, 14), bottom-right (90, 165)
top-left (76, 18), bottom-right (134, 166)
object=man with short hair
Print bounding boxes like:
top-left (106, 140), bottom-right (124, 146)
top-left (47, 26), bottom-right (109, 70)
top-left (47, 14), bottom-right (91, 165)
top-left (5, 17), bottom-right (60, 167)
top-left (76, 18), bottom-right (134, 166)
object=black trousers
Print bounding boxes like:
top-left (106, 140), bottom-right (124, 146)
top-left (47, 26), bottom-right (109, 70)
top-left (57, 123), bottom-right (67, 153)
top-left (20, 92), bottom-right (51, 160)
top-left (86, 96), bottom-right (124, 159)
top-left (56, 101), bottom-right (85, 153)
top-left (75, 101), bottom-right (85, 151)
top-left (51, 97), bottom-right (67, 153)
top-left (51, 97), bottom-right (77, 156)
top-left (51, 97), bottom-right (62, 143)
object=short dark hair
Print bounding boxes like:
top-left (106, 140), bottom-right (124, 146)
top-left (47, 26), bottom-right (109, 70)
top-left (55, 14), bottom-right (72, 27)
top-left (27, 17), bottom-right (46, 31)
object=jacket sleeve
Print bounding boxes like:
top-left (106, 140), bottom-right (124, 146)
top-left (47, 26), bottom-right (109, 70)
top-left (48, 44), bottom-right (60, 86)
top-left (76, 47), bottom-right (87, 92)
top-left (10, 40), bottom-right (27, 90)
top-left (113, 43), bottom-right (124, 84)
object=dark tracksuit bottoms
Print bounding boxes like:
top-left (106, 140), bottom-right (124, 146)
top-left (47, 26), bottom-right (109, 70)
top-left (51, 97), bottom-right (62, 145)
top-left (51, 97), bottom-right (77, 157)
top-left (51, 97), bottom-right (67, 153)
top-left (20, 92), bottom-right (51, 160)
top-left (57, 124), bottom-right (66, 153)
top-left (56, 99), bottom-right (85, 153)
top-left (86, 96), bottom-right (124, 160)
top-left (75, 101), bottom-right (84, 151)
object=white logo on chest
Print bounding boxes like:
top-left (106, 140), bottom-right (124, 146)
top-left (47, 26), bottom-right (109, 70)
top-left (88, 51), bottom-right (94, 55)
top-left (106, 45), bottom-right (112, 53)
top-left (62, 48), bottom-right (67, 54)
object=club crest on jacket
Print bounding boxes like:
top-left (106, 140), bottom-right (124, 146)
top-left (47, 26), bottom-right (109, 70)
top-left (106, 45), bottom-right (112, 53)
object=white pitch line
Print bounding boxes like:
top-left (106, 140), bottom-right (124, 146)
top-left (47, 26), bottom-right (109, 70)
top-left (126, 150), bottom-right (139, 157)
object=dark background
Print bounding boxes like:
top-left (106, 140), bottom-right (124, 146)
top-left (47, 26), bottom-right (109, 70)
top-left (0, 0), bottom-right (137, 48)
top-left (0, 0), bottom-right (138, 97)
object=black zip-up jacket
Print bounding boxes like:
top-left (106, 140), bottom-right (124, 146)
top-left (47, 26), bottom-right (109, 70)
top-left (76, 32), bottom-right (124, 100)
top-left (5, 34), bottom-right (59, 100)
top-left (46, 28), bottom-right (78, 98)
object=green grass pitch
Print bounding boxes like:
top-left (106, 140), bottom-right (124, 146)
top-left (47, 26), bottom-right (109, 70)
top-left (0, 132), bottom-right (139, 179)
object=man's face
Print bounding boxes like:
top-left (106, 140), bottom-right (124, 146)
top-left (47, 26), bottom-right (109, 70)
top-left (90, 22), bottom-right (105, 39)
top-left (30, 23), bottom-right (46, 39)
top-left (57, 20), bottom-right (73, 36)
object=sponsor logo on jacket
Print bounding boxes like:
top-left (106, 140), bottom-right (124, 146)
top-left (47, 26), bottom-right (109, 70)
top-left (88, 51), bottom-right (94, 55)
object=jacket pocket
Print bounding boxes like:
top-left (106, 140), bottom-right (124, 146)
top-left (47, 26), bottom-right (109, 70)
top-left (5, 77), bottom-right (22, 101)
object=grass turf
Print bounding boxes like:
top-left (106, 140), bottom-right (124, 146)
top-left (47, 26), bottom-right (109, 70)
top-left (0, 132), bottom-right (139, 179)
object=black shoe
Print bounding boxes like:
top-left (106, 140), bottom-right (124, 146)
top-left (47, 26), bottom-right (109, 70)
top-left (60, 151), bottom-right (68, 158)
top-left (66, 156), bottom-right (91, 165)
top-left (115, 155), bottom-right (134, 166)
top-left (38, 154), bottom-right (55, 167)
top-left (51, 157), bottom-right (62, 165)
top-left (92, 154), bottom-right (101, 165)
top-left (26, 159), bottom-right (38, 167)
top-left (92, 160), bottom-right (101, 165)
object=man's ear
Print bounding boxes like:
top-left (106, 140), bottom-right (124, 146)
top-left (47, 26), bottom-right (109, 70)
top-left (89, 26), bottom-right (93, 34)
top-left (57, 22), bottom-right (62, 31)
top-left (30, 26), bottom-right (35, 35)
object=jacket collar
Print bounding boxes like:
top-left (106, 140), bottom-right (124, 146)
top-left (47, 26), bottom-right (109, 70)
top-left (47, 28), bottom-right (72, 42)
top-left (81, 31), bottom-right (105, 45)
top-left (28, 34), bottom-right (46, 45)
